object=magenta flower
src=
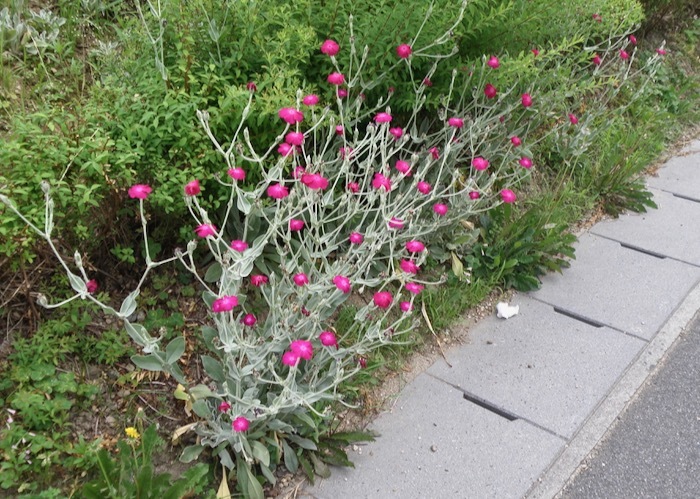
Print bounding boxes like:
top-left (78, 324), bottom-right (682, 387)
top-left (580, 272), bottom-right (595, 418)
top-left (531, 48), bottom-right (540, 56)
top-left (522, 93), bottom-right (533, 107)
top-left (358, 357), bottom-right (367, 368)
top-left (218, 401), bottom-right (231, 412)
top-left (484, 83), bottom-right (497, 99)
top-left (487, 55), bottom-right (500, 69)
top-left (430, 147), bottom-right (440, 160)
top-left (388, 217), bottom-right (404, 229)
top-left (246, 82), bottom-right (257, 92)
top-left (519, 157), bottom-right (533, 169)
top-left (416, 181), bottom-right (431, 195)
top-left (212, 295), bottom-right (238, 313)
top-left (278, 143), bottom-right (294, 157)
top-left (500, 189), bottom-right (517, 203)
top-left (405, 282), bottom-right (424, 294)
top-left (339, 147), bottom-right (353, 159)
top-left (374, 112), bottom-right (392, 123)
top-left (620, 49), bottom-right (629, 60)
top-left (629, 34), bottom-right (637, 45)
top-left (282, 351), bottom-right (300, 367)
top-left (303, 94), bottom-right (320, 106)
top-left (372, 173), bottom-right (392, 192)
top-left (400, 301), bottom-right (413, 312)
top-left (389, 127), bottom-right (404, 140)
top-left (301, 173), bottom-right (329, 190)
top-left (349, 232), bottom-right (364, 244)
top-left (319, 331), bottom-right (338, 348)
top-left (396, 44), bottom-right (412, 58)
top-left (405, 240), bottom-right (425, 253)
top-left (278, 107), bottom-right (304, 124)
top-left (337, 88), bottom-right (348, 98)
top-left (251, 274), bottom-right (268, 287)
top-left (228, 167), bottom-right (246, 181)
top-left (242, 314), bottom-right (257, 327)
top-left (335, 125), bottom-right (344, 135)
top-left (267, 183), bottom-right (289, 199)
top-left (347, 182), bottom-right (360, 193)
top-left (510, 136), bottom-right (522, 146)
top-left (321, 39), bottom-right (340, 56)
top-left (472, 157), bottom-right (489, 171)
top-left (290, 340), bottom-right (314, 360)
top-left (423, 77), bottom-right (433, 87)
top-left (285, 132), bottom-right (304, 146)
top-left (448, 117), bottom-right (464, 128)
top-left (373, 291), bottom-right (393, 309)
top-left (400, 259), bottom-right (420, 274)
top-left (293, 273), bottom-right (309, 286)
top-left (195, 224), bottom-right (217, 238)
top-left (593, 54), bottom-right (602, 66)
top-left (230, 240), bottom-right (248, 252)
top-left (184, 179), bottom-right (200, 196)
top-left (657, 48), bottom-right (667, 55)
top-left (86, 279), bottom-right (98, 294)
top-left (469, 191), bottom-right (480, 200)
top-left (232, 416), bottom-right (250, 433)
top-left (395, 160), bottom-right (411, 176)
top-left (128, 184), bottom-right (152, 200)
top-left (289, 219), bottom-right (305, 231)
top-left (568, 113), bottom-right (579, 125)
top-left (333, 275), bottom-right (351, 294)
top-left (433, 203), bottom-right (448, 216)
top-left (327, 72), bottom-right (345, 85)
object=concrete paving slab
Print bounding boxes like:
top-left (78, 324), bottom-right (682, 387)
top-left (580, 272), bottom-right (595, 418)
top-left (427, 297), bottom-right (645, 439)
top-left (591, 189), bottom-right (700, 265)
top-left (648, 145), bottom-right (700, 200)
top-left (307, 374), bottom-right (564, 499)
top-left (531, 233), bottom-right (700, 339)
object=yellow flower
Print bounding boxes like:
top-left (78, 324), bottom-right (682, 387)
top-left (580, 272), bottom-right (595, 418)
top-left (125, 427), bottom-right (140, 439)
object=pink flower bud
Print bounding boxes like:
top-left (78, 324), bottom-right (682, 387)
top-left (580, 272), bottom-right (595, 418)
top-left (569, 113), bottom-right (579, 125)
top-left (333, 275), bottom-right (351, 293)
top-left (510, 136), bottom-right (522, 146)
top-left (388, 217), bottom-right (404, 229)
top-left (374, 112), bottom-right (393, 123)
top-left (373, 291), bottom-right (393, 309)
top-left (285, 132), bottom-right (304, 146)
top-left (347, 182), bottom-right (360, 193)
top-left (405, 282), bottom-right (424, 294)
top-left (519, 157), bottom-right (533, 169)
top-left (400, 301), bottom-right (413, 312)
top-left (195, 224), bottom-right (217, 238)
top-left (250, 274), bottom-right (268, 287)
top-left (620, 49), bottom-right (629, 60)
top-left (337, 88), bottom-right (348, 98)
top-left (86, 279), bottom-right (98, 294)
top-left (395, 160), bottom-right (411, 176)
top-left (531, 48), bottom-right (540, 56)
top-left (293, 273), bottom-right (309, 286)
top-left (212, 295), bottom-right (238, 313)
top-left (230, 240), bottom-right (248, 252)
top-left (289, 219), bottom-right (305, 231)
top-left (232, 416), bottom-right (250, 432)
top-left (433, 203), bottom-right (448, 216)
top-left (448, 117), bottom-right (464, 128)
top-left (484, 83), bottom-right (497, 99)
top-left (423, 77), bottom-right (433, 87)
top-left (521, 93), bottom-right (533, 107)
top-left (278, 142), bottom-right (294, 157)
top-left (242, 314), bottom-right (257, 327)
top-left (592, 13), bottom-right (602, 22)
top-left (429, 147), bottom-right (440, 159)
top-left (372, 173), bottom-right (392, 192)
top-left (282, 351), bottom-right (300, 367)
top-left (396, 44), bottom-right (412, 59)
top-left (246, 81), bottom-right (257, 92)
top-left (184, 179), bottom-right (200, 196)
top-left (349, 232), bottom-right (364, 244)
top-left (267, 183), bottom-right (289, 199)
top-left (339, 147), bottom-right (353, 159)
top-left (128, 184), bottom-right (152, 199)
top-left (487, 55), bottom-right (500, 69)
top-left (319, 331), bottom-right (338, 348)
top-left (389, 127), bottom-right (404, 140)
top-left (218, 401), bottom-right (231, 412)
top-left (629, 34), bottom-right (637, 45)
top-left (657, 48), bottom-right (667, 55)
top-left (228, 167), bottom-right (246, 181)
top-left (321, 39), bottom-right (339, 56)
top-left (471, 157), bottom-right (489, 171)
top-left (592, 54), bottom-right (602, 66)
top-left (400, 259), bottom-right (420, 274)
top-left (303, 94), bottom-right (319, 106)
top-left (293, 166), bottom-right (306, 179)
top-left (335, 125), bottom-right (344, 135)
top-left (469, 191), bottom-right (480, 200)
top-left (416, 181), bottom-right (431, 194)
top-left (327, 72), bottom-right (345, 85)
top-left (500, 189), bottom-right (517, 203)
top-left (290, 340), bottom-right (313, 360)
top-left (405, 240), bottom-right (425, 253)
top-left (358, 356), bottom-right (367, 368)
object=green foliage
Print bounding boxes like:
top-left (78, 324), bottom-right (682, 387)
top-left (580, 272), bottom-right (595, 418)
top-left (81, 424), bottom-right (212, 499)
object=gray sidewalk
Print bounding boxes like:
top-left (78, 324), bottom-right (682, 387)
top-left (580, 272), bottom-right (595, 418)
top-left (304, 138), bottom-right (700, 499)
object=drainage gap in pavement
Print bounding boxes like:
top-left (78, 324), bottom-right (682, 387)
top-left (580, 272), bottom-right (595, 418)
top-left (619, 242), bottom-right (667, 259)
top-left (553, 307), bottom-right (605, 328)
top-left (462, 392), bottom-right (518, 421)
top-left (672, 192), bottom-right (700, 204)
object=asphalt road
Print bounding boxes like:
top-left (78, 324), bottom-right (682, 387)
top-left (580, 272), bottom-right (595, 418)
top-left (559, 313), bottom-right (700, 499)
